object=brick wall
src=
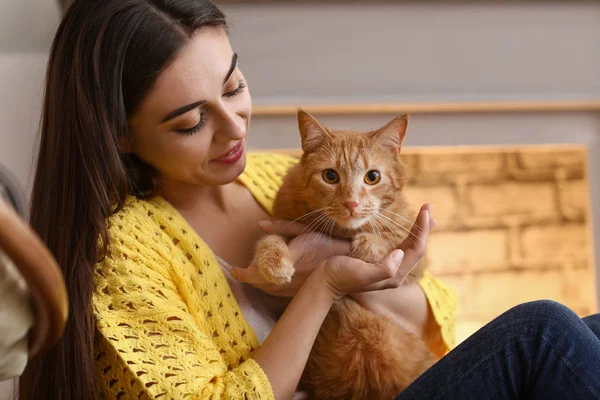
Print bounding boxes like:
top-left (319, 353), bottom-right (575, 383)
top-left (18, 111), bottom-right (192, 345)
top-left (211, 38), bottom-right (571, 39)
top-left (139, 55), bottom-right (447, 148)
top-left (402, 146), bottom-right (597, 343)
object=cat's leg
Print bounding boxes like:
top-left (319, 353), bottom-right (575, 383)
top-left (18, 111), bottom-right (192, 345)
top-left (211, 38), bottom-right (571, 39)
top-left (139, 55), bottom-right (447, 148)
top-left (350, 232), bottom-right (396, 263)
top-left (252, 234), bottom-right (295, 285)
top-left (305, 298), bottom-right (435, 400)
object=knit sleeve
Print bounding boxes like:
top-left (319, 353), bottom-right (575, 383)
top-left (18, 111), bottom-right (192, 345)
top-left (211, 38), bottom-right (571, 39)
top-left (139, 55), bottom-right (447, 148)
top-left (93, 228), bottom-right (273, 399)
top-left (418, 271), bottom-right (458, 356)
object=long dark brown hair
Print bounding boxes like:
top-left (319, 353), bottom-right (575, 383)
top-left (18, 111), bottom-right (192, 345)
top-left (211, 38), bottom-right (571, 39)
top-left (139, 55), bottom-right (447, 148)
top-left (20, 1), bottom-right (227, 399)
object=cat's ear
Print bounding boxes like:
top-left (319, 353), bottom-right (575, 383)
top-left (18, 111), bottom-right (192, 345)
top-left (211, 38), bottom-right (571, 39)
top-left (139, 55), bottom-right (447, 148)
top-left (298, 109), bottom-right (330, 153)
top-left (371, 115), bottom-right (408, 153)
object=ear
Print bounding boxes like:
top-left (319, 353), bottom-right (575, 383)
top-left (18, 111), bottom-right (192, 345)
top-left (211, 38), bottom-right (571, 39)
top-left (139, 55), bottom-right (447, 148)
top-left (297, 109), bottom-right (330, 153)
top-left (370, 115), bottom-right (408, 153)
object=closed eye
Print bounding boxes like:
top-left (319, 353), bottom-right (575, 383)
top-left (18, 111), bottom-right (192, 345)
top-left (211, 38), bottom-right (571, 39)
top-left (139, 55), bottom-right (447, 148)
top-left (175, 114), bottom-right (205, 136)
top-left (224, 80), bottom-right (247, 98)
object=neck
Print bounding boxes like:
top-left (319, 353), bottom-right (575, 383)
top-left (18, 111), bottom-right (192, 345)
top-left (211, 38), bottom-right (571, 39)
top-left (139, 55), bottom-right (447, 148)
top-left (158, 180), bottom-right (232, 214)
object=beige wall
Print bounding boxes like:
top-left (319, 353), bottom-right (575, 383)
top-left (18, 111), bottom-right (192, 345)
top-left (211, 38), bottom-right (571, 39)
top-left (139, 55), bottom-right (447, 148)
top-left (402, 146), bottom-right (595, 342)
top-left (0, 54), bottom-right (49, 196)
top-left (0, 0), bottom-right (59, 194)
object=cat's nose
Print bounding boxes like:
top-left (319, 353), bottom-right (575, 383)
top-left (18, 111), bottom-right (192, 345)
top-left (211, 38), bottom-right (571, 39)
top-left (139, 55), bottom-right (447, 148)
top-left (344, 201), bottom-right (360, 215)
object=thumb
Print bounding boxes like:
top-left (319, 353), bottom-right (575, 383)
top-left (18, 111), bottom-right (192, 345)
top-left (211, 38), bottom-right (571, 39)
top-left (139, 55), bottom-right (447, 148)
top-left (358, 250), bottom-right (406, 292)
top-left (376, 249), bottom-right (405, 279)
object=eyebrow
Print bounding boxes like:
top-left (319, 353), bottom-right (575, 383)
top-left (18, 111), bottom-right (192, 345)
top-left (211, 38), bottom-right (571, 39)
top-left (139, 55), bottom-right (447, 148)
top-left (160, 53), bottom-right (239, 124)
top-left (160, 100), bottom-right (206, 123)
top-left (224, 53), bottom-right (238, 84)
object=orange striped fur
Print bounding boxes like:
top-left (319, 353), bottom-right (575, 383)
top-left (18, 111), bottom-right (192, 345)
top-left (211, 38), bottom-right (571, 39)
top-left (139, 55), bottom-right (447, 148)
top-left (252, 111), bottom-right (434, 399)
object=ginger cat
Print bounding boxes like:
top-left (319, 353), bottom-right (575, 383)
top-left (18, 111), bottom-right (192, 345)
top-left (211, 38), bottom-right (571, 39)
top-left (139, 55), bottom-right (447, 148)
top-left (252, 111), bottom-right (435, 399)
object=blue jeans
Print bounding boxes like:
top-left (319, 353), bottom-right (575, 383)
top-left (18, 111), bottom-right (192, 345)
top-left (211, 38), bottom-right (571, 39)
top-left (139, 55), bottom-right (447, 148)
top-left (395, 300), bottom-right (600, 400)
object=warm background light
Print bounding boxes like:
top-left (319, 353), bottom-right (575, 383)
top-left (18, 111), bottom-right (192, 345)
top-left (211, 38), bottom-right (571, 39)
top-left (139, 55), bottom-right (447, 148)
top-left (402, 146), bottom-right (596, 343)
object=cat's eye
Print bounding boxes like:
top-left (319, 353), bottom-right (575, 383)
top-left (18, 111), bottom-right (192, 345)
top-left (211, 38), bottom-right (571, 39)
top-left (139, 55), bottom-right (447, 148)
top-left (322, 169), bottom-right (339, 184)
top-left (364, 170), bottom-right (381, 185)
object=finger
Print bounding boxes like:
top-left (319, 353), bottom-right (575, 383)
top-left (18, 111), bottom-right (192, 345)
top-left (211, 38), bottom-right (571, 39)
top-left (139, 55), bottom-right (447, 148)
top-left (359, 250), bottom-right (405, 291)
top-left (421, 203), bottom-right (433, 214)
top-left (424, 203), bottom-right (437, 230)
top-left (430, 217), bottom-right (437, 230)
top-left (395, 212), bottom-right (431, 280)
top-left (258, 220), bottom-right (308, 236)
top-left (397, 207), bottom-right (431, 253)
top-left (296, 236), bottom-right (351, 257)
top-left (328, 238), bottom-right (352, 257)
top-left (230, 266), bottom-right (249, 282)
top-left (231, 266), bottom-right (267, 285)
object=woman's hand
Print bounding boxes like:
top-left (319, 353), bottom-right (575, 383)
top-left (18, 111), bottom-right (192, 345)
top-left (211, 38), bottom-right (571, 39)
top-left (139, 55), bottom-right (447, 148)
top-left (350, 204), bottom-right (439, 343)
top-left (321, 203), bottom-right (434, 298)
top-left (233, 203), bottom-right (434, 298)
top-left (231, 221), bottom-right (351, 297)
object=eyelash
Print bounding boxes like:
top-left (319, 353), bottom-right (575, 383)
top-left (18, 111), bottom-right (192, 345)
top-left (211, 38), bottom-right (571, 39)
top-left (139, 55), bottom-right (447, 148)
top-left (224, 80), bottom-right (247, 98)
top-left (175, 80), bottom-right (247, 136)
top-left (176, 114), bottom-right (205, 136)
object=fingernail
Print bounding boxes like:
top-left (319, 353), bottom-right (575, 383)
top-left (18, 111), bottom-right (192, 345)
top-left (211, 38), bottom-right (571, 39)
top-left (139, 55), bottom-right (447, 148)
top-left (258, 221), bottom-right (272, 228)
top-left (392, 250), bottom-right (404, 264)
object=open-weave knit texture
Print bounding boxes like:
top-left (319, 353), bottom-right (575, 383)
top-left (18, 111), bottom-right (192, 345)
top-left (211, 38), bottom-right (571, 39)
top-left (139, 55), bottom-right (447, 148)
top-left (93, 152), bottom-right (457, 399)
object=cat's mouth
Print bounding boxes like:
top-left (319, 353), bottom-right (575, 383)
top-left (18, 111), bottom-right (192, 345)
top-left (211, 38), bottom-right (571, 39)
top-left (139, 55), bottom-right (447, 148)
top-left (336, 215), bottom-right (370, 230)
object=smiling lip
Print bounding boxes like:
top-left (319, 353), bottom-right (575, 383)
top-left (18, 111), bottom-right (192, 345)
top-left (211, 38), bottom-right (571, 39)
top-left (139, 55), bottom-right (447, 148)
top-left (212, 140), bottom-right (244, 164)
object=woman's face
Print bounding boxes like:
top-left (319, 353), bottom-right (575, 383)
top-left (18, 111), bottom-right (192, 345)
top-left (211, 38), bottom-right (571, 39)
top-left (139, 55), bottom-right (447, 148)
top-left (129, 28), bottom-right (251, 188)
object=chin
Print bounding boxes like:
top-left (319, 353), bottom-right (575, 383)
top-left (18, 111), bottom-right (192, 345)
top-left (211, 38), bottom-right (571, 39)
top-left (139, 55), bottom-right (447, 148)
top-left (209, 151), bottom-right (247, 185)
top-left (338, 216), bottom-right (369, 230)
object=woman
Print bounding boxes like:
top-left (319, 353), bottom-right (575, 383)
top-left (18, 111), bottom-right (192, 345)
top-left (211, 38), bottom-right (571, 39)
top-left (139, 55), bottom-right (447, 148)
top-left (20, 1), bottom-right (600, 399)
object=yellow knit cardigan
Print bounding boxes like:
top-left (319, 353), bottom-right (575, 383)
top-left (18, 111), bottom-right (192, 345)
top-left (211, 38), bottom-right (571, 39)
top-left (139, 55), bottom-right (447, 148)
top-left (93, 152), bottom-right (458, 399)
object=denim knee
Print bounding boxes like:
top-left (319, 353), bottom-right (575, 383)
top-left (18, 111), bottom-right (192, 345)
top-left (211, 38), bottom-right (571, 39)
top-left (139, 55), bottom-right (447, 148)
top-left (509, 299), bottom-right (572, 315)
top-left (503, 300), bottom-right (580, 333)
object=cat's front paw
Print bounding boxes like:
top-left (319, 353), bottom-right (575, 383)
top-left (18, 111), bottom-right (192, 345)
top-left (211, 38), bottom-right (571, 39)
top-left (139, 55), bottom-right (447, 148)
top-left (350, 233), bottom-right (390, 264)
top-left (252, 235), bottom-right (295, 285)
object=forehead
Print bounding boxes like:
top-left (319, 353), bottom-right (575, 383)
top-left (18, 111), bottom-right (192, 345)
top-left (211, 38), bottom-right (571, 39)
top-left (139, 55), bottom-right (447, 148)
top-left (309, 137), bottom-right (368, 173)
top-left (135, 28), bottom-right (233, 119)
top-left (306, 132), bottom-right (396, 175)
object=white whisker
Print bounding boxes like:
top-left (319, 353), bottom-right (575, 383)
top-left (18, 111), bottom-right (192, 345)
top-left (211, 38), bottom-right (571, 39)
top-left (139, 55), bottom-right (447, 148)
top-left (309, 213), bottom-right (334, 257)
top-left (380, 209), bottom-right (424, 234)
top-left (326, 216), bottom-right (336, 254)
top-left (370, 216), bottom-right (395, 248)
top-left (285, 207), bottom-right (329, 227)
top-left (376, 213), bottom-right (420, 242)
top-left (303, 213), bottom-right (330, 235)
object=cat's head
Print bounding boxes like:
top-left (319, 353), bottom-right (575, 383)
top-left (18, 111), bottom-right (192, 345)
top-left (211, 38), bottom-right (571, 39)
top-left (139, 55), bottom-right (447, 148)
top-left (297, 110), bottom-right (408, 231)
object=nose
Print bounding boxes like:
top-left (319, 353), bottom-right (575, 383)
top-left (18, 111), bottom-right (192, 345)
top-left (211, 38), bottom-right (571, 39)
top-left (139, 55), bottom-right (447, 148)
top-left (213, 103), bottom-right (247, 142)
top-left (344, 201), bottom-right (360, 215)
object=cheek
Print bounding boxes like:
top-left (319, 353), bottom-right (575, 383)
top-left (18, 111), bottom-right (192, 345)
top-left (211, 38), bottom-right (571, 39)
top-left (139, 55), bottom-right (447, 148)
top-left (133, 129), bottom-right (213, 176)
top-left (370, 183), bottom-right (395, 208)
top-left (306, 178), bottom-right (337, 208)
top-left (234, 91), bottom-right (252, 120)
